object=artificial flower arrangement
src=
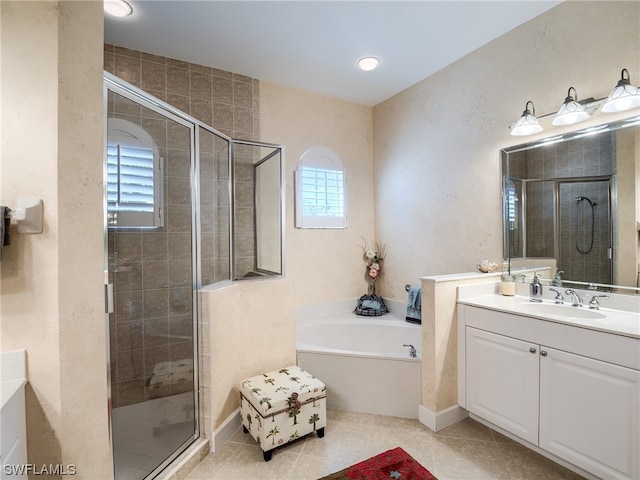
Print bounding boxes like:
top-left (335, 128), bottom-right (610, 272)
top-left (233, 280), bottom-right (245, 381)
top-left (355, 238), bottom-right (388, 316)
top-left (360, 239), bottom-right (387, 295)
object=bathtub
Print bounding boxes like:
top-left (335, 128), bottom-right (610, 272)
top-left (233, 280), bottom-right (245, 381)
top-left (296, 313), bottom-right (421, 419)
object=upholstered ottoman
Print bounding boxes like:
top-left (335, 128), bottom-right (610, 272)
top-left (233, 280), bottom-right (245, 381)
top-left (240, 365), bottom-right (326, 461)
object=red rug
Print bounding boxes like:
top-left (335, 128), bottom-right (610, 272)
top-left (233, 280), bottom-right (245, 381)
top-left (319, 447), bottom-right (437, 480)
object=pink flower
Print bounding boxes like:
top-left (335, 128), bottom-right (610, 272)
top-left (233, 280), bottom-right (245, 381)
top-left (368, 265), bottom-right (380, 278)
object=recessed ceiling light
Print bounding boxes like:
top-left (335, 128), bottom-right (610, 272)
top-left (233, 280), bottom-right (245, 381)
top-left (358, 57), bottom-right (379, 72)
top-left (104, 0), bottom-right (133, 17)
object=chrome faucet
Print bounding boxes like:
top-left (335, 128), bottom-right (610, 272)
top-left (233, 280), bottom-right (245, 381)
top-left (549, 288), bottom-right (564, 304)
top-left (588, 294), bottom-right (609, 310)
top-left (564, 289), bottom-right (583, 307)
top-left (403, 344), bottom-right (417, 358)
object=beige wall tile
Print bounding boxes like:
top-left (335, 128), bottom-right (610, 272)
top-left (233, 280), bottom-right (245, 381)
top-left (233, 80), bottom-right (253, 109)
top-left (142, 59), bottom-right (167, 92)
top-left (190, 71), bottom-right (212, 100)
top-left (213, 75), bottom-right (233, 104)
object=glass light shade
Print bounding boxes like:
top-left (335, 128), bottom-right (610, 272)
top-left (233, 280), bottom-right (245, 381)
top-left (511, 102), bottom-right (543, 136)
top-left (358, 57), bottom-right (379, 71)
top-left (601, 69), bottom-right (640, 113)
top-left (601, 83), bottom-right (640, 112)
top-left (104, 0), bottom-right (133, 17)
top-left (552, 100), bottom-right (589, 126)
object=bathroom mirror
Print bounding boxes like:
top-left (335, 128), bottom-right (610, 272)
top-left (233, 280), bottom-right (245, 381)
top-left (502, 115), bottom-right (640, 293)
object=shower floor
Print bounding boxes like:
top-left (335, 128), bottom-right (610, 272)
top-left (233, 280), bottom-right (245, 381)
top-left (112, 392), bottom-right (196, 480)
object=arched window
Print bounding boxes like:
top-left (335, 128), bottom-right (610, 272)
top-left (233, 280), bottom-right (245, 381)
top-left (294, 147), bottom-right (348, 229)
top-left (107, 118), bottom-right (163, 227)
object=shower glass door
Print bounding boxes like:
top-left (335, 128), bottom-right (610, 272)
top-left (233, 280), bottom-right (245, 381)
top-left (105, 80), bottom-right (198, 480)
top-left (558, 179), bottom-right (612, 285)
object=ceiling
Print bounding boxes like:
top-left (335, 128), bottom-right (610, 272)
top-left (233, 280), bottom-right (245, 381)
top-left (104, 1), bottom-right (562, 107)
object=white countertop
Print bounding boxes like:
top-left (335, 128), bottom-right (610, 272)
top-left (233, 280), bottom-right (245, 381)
top-left (458, 294), bottom-right (640, 339)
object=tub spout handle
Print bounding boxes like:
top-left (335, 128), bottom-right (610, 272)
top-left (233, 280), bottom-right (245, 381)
top-left (403, 344), bottom-right (417, 358)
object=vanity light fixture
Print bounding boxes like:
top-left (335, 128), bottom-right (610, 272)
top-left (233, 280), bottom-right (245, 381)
top-left (104, 0), bottom-right (133, 17)
top-left (552, 87), bottom-right (590, 126)
top-left (509, 68), bottom-right (640, 136)
top-left (601, 68), bottom-right (640, 113)
top-left (510, 101), bottom-right (543, 136)
top-left (358, 57), bottom-right (380, 71)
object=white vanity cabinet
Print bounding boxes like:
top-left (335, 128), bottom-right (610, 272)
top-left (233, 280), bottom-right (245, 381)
top-left (466, 327), bottom-right (539, 445)
top-left (539, 347), bottom-right (639, 479)
top-left (459, 304), bottom-right (640, 480)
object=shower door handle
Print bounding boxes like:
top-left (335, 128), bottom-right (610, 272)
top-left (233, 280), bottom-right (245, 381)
top-left (105, 283), bottom-right (114, 314)
top-left (607, 247), bottom-right (612, 260)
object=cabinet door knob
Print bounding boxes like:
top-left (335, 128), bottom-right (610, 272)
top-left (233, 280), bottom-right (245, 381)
top-left (529, 347), bottom-right (537, 354)
top-left (540, 350), bottom-right (548, 357)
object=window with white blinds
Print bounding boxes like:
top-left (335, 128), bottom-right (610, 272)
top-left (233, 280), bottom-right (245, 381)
top-left (107, 119), bottom-right (163, 227)
top-left (299, 166), bottom-right (344, 217)
top-left (107, 144), bottom-right (155, 210)
top-left (295, 147), bottom-right (347, 229)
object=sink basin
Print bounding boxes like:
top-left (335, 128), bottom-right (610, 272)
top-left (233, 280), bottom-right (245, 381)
top-left (517, 302), bottom-right (606, 320)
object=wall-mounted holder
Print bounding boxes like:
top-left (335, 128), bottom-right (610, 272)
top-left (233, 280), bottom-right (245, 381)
top-left (8, 197), bottom-right (43, 234)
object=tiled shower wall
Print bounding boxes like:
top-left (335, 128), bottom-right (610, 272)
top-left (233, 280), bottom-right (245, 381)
top-left (104, 44), bottom-right (259, 281)
top-left (104, 44), bottom-right (259, 140)
top-left (104, 45), bottom-right (260, 412)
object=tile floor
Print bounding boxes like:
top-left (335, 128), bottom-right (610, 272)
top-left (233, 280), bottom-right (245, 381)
top-left (185, 408), bottom-right (586, 480)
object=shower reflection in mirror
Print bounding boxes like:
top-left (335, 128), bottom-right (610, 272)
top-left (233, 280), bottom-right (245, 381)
top-left (501, 117), bottom-right (640, 291)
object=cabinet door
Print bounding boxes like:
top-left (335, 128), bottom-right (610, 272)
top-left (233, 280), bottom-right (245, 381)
top-left (540, 347), bottom-right (640, 480)
top-left (466, 327), bottom-right (539, 444)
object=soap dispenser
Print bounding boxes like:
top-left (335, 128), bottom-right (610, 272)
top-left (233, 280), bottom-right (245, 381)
top-left (530, 272), bottom-right (543, 302)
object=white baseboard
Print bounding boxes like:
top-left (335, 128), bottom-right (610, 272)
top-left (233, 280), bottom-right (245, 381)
top-left (418, 404), bottom-right (468, 432)
top-left (212, 408), bottom-right (241, 453)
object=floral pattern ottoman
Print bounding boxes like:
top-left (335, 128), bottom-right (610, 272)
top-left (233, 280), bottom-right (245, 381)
top-left (240, 365), bottom-right (326, 461)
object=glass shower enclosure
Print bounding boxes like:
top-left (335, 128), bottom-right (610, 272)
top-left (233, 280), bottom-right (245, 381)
top-left (105, 75), bottom-right (204, 480)
top-left (104, 71), bottom-right (284, 479)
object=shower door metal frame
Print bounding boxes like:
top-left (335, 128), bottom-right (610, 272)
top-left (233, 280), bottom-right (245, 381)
top-left (554, 175), bottom-right (614, 286)
top-left (103, 71), bottom-right (234, 479)
top-left (231, 139), bottom-right (286, 279)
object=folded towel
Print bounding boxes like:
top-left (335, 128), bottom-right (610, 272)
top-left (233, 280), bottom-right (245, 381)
top-left (406, 287), bottom-right (421, 324)
top-left (362, 299), bottom-right (381, 310)
top-left (407, 287), bottom-right (421, 310)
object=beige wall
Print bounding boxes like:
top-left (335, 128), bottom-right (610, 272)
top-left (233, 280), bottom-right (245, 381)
top-left (373, 1), bottom-right (640, 303)
top-left (200, 278), bottom-right (296, 436)
top-left (0, 1), bottom-right (111, 477)
top-left (616, 128), bottom-right (638, 287)
top-left (259, 83), bottom-right (375, 307)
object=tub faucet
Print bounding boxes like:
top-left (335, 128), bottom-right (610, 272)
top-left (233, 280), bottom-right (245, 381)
top-left (565, 289), bottom-right (583, 307)
top-left (403, 344), bottom-right (417, 358)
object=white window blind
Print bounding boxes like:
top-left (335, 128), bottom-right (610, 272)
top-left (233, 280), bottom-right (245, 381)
top-left (295, 147), bottom-right (347, 229)
top-left (107, 144), bottom-right (155, 212)
top-left (300, 166), bottom-right (344, 218)
top-left (107, 119), bottom-right (163, 228)
top-left (506, 181), bottom-right (518, 230)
